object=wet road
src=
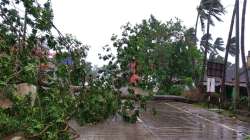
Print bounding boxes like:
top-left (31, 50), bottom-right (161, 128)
top-left (70, 101), bottom-right (250, 140)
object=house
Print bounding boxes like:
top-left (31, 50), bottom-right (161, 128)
top-left (203, 51), bottom-right (250, 98)
top-left (225, 64), bottom-right (250, 87)
top-left (223, 51), bottom-right (250, 97)
top-left (224, 64), bottom-right (250, 98)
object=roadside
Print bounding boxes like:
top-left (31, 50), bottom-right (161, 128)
top-left (70, 101), bottom-right (250, 140)
top-left (167, 102), bottom-right (250, 137)
top-left (193, 102), bottom-right (250, 123)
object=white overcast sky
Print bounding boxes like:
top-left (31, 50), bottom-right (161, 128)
top-left (51, 0), bottom-right (249, 67)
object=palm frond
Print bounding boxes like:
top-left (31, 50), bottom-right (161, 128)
top-left (213, 37), bottom-right (225, 51)
top-left (209, 52), bottom-right (217, 60)
top-left (228, 37), bottom-right (236, 56)
top-left (210, 12), bottom-right (223, 22)
top-left (200, 17), bottom-right (206, 32)
top-left (199, 0), bottom-right (225, 22)
top-left (209, 18), bottom-right (215, 26)
top-left (200, 46), bottom-right (205, 53)
top-left (200, 33), bottom-right (212, 48)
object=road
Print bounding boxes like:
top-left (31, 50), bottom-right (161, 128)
top-left (70, 101), bottom-right (250, 140)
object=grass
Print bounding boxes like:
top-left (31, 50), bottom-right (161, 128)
top-left (245, 135), bottom-right (250, 140)
top-left (193, 103), bottom-right (238, 118)
top-left (193, 102), bottom-right (250, 140)
top-left (194, 102), bottom-right (250, 123)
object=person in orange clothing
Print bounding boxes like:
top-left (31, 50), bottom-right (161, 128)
top-left (128, 57), bottom-right (137, 74)
top-left (128, 57), bottom-right (140, 86)
top-left (129, 73), bottom-right (140, 86)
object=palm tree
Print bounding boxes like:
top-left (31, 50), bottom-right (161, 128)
top-left (240, 0), bottom-right (250, 109)
top-left (194, 6), bottom-right (206, 37)
top-left (234, 0), bottom-right (240, 112)
top-left (222, 0), bottom-right (249, 111)
top-left (221, 1), bottom-right (236, 103)
top-left (200, 35), bottom-right (225, 61)
top-left (222, 0), bottom-right (240, 112)
top-left (194, 0), bottom-right (225, 37)
top-left (208, 38), bottom-right (225, 60)
top-left (195, 0), bottom-right (225, 89)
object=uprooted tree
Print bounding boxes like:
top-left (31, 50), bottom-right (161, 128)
top-left (0, 0), bottom-right (120, 139)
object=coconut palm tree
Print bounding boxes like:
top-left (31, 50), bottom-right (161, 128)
top-left (221, 1), bottom-right (236, 103)
top-left (195, 0), bottom-right (225, 89)
top-left (222, 0), bottom-right (249, 111)
top-left (240, 0), bottom-right (250, 109)
top-left (200, 35), bottom-right (225, 60)
top-left (194, 0), bottom-right (225, 37)
top-left (234, 0), bottom-right (240, 112)
top-left (223, 0), bottom-right (240, 111)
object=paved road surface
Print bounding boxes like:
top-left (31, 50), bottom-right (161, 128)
top-left (70, 101), bottom-right (250, 140)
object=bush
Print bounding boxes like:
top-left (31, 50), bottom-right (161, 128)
top-left (0, 109), bottom-right (19, 138)
top-left (156, 85), bottom-right (184, 96)
top-left (0, 85), bottom-right (74, 140)
top-left (239, 96), bottom-right (248, 109)
top-left (75, 87), bottom-right (119, 125)
top-left (168, 85), bottom-right (184, 96)
top-left (246, 135), bottom-right (250, 140)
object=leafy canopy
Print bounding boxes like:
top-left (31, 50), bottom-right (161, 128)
top-left (107, 15), bottom-right (203, 91)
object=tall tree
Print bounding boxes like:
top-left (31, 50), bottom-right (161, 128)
top-left (195, 0), bottom-right (225, 89)
top-left (240, 0), bottom-right (250, 109)
top-left (0, 0), bottom-right (54, 85)
top-left (221, 1), bottom-right (236, 102)
top-left (234, 0), bottom-right (240, 112)
top-left (195, 0), bottom-right (225, 37)
top-left (200, 36), bottom-right (225, 61)
top-left (110, 16), bottom-right (203, 91)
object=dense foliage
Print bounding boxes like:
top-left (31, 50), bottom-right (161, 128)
top-left (0, 0), bottom-right (120, 139)
top-left (2, 0), bottom-right (245, 139)
top-left (74, 81), bottom-right (119, 125)
top-left (108, 16), bottom-right (203, 93)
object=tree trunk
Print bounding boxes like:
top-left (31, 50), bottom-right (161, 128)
top-left (22, 10), bottom-right (28, 48)
top-left (234, 0), bottom-right (240, 112)
top-left (193, 12), bottom-right (200, 86)
top-left (200, 9), bottom-right (211, 92)
top-left (240, 0), bottom-right (250, 109)
top-left (221, 1), bottom-right (236, 103)
top-left (194, 12), bottom-right (200, 38)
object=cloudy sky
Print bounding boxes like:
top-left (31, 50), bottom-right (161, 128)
top-left (51, 0), bottom-right (249, 66)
